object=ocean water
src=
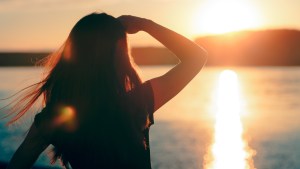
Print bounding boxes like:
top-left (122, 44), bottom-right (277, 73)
top-left (0, 66), bottom-right (300, 169)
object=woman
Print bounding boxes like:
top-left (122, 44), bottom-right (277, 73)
top-left (6, 13), bottom-right (207, 169)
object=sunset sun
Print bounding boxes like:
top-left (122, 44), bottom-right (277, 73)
top-left (193, 0), bottom-right (262, 35)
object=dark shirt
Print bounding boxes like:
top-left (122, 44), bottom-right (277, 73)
top-left (34, 81), bottom-right (154, 169)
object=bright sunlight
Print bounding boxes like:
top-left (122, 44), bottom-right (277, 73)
top-left (205, 70), bottom-right (255, 169)
top-left (193, 0), bottom-right (262, 35)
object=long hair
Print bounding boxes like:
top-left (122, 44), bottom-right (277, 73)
top-left (4, 13), bottom-right (150, 167)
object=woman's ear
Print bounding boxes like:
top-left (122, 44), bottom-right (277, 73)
top-left (116, 38), bottom-right (127, 50)
top-left (114, 38), bottom-right (129, 63)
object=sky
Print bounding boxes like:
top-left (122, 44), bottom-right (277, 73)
top-left (0, 0), bottom-right (300, 51)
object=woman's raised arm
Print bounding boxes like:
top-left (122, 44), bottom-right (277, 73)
top-left (118, 15), bottom-right (208, 111)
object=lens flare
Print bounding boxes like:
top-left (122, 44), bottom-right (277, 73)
top-left (54, 105), bottom-right (77, 131)
top-left (205, 70), bottom-right (255, 169)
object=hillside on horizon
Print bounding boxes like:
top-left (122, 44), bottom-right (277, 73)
top-left (0, 29), bottom-right (300, 66)
top-left (195, 29), bottom-right (300, 66)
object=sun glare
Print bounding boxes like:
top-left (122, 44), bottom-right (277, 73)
top-left (193, 0), bottom-right (262, 35)
top-left (205, 70), bottom-right (255, 169)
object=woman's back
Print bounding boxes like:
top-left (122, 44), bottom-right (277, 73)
top-left (34, 80), bottom-right (154, 169)
top-left (35, 79), bottom-right (154, 169)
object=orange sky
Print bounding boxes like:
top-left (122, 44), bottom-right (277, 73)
top-left (0, 0), bottom-right (300, 51)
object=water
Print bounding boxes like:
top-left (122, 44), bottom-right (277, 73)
top-left (0, 66), bottom-right (300, 169)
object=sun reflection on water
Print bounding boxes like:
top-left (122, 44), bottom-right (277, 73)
top-left (205, 70), bottom-right (255, 169)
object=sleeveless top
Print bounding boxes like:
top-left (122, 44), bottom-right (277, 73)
top-left (34, 81), bottom-right (155, 169)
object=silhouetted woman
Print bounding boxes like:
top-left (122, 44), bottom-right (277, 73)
top-left (6, 13), bottom-right (207, 169)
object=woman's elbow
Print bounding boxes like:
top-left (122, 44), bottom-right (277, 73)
top-left (195, 49), bottom-right (208, 69)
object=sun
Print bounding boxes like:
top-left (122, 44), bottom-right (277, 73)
top-left (193, 0), bottom-right (262, 35)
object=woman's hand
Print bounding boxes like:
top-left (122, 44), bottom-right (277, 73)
top-left (118, 15), bottom-right (149, 34)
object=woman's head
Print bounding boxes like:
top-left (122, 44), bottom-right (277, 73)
top-left (64, 13), bottom-right (125, 65)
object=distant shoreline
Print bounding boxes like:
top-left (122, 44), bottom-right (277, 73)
top-left (1, 29), bottom-right (300, 66)
top-left (0, 52), bottom-right (48, 67)
top-left (1, 49), bottom-right (300, 67)
top-left (0, 47), bottom-right (178, 66)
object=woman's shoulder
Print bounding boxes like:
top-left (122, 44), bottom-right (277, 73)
top-left (126, 81), bottom-right (153, 108)
top-left (128, 81), bottom-right (153, 99)
top-left (127, 81), bottom-right (155, 126)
